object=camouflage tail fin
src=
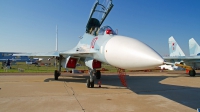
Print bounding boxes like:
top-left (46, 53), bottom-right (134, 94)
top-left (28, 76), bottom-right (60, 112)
top-left (189, 38), bottom-right (200, 56)
top-left (168, 36), bottom-right (185, 56)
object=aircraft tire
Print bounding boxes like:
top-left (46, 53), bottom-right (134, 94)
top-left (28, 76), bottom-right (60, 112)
top-left (86, 79), bottom-right (90, 88)
top-left (189, 69), bottom-right (196, 77)
top-left (95, 70), bottom-right (101, 79)
top-left (54, 70), bottom-right (59, 80)
top-left (90, 80), bottom-right (94, 88)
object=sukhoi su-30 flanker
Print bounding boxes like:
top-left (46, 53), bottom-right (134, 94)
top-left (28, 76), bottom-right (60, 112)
top-left (14, 0), bottom-right (164, 88)
top-left (164, 37), bottom-right (200, 77)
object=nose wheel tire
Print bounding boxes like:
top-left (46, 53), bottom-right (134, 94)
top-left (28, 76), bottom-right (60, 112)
top-left (95, 70), bottom-right (101, 79)
top-left (86, 79), bottom-right (94, 88)
top-left (189, 69), bottom-right (196, 77)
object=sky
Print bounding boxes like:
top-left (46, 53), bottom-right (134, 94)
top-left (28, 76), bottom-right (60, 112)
top-left (0, 0), bottom-right (200, 56)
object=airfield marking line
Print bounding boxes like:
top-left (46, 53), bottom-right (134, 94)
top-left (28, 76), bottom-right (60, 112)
top-left (62, 81), bottom-right (70, 95)
top-left (61, 76), bottom-right (85, 112)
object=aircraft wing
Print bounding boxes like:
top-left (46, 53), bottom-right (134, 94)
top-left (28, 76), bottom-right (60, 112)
top-left (60, 48), bottom-right (96, 54)
top-left (13, 51), bottom-right (60, 57)
top-left (163, 56), bottom-right (200, 63)
top-left (12, 49), bottom-right (97, 58)
top-left (164, 56), bottom-right (200, 60)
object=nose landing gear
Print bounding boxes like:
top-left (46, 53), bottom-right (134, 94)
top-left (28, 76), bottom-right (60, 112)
top-left (86, 79), bottom-right (94, 88)
top-left (86, 69), bottom-right (95, 88)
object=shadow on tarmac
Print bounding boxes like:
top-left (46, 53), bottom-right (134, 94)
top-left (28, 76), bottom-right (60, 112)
top-left (44, 73), bottom-right (200, 110)
top-left (126, 75), bottom-right (200, 110)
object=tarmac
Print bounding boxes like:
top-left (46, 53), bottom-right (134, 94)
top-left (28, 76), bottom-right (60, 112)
top-left (0, 71), bottom-right (200, 112)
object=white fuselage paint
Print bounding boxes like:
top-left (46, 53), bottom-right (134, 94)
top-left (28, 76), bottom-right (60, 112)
top-left (104, 36), bottom-right (163, 70)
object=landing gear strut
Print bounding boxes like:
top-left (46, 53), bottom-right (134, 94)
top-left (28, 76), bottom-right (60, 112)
top-left (54, 70), bottom-right (60, 80)
top-left (54, 55), bottom-right (62, 80)
top-left (86, 69), bottom-right (95, 88)
top-left (189, 69), bottom-right (196, 77)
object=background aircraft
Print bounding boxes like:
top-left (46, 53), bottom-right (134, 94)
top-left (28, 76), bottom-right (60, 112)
top-left (164, 36), bottom-right (200, 76)
top-left (189, 38), bottom-right (200, 56)
top-left (188, 38), bottom-right (200, 69)
top-left (159, 64), bottom-right (174, 70)
top-left (14, 0), bottom-right (164, 88)
top-left (162, 36), bottom-right (185, 70)
top-left (168, 36), bottom-right (185, 57)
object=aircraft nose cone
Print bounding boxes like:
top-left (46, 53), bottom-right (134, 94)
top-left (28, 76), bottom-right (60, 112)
top-left (140, 48), bottom-right (164, 68)
top-left (104, 36), bottom-right (164, 70)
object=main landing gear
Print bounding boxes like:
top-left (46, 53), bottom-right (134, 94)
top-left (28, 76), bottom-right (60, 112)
top-left (54, 70), bottom-right (60, 80)
top-left (86, 69), bottom-right (94, 88)
top-left (54, 67), bottom-right (102, 88)
top-left (86, 69), bottom-right (101, 88)
top-left (189, 69), bottom-right (196, 77)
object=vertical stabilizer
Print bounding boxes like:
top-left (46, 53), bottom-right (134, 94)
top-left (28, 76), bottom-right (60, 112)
top-left (189, 38), bottom-right (200, 56)
top-left (168, 36), bottom-right (185, 56)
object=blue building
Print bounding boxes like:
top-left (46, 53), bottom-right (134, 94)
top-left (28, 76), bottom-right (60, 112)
top-left (0, 52), bottom-right (29, 62)
top-left (0, 52), bottom-right (30, 68)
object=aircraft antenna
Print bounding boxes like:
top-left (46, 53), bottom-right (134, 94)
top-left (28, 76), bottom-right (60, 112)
top-left (55, 25), bottom-right (58, 68)
top-left (56, 25), bottom-right (58, 51)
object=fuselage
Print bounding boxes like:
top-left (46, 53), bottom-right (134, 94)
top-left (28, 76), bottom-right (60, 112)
top-left (76, 31), bottom-right (164, 70)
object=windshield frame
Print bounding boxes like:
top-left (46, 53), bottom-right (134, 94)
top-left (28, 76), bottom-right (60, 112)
top-left (98, 26), bottom-right (117, 35)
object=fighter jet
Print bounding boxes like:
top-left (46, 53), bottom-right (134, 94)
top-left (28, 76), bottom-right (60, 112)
top-left (164, 37), bottom-right (200, 76)
top-left (14, 0), bottom-right (164, 88)
top-left (189, 38), bottom-right (200, 56)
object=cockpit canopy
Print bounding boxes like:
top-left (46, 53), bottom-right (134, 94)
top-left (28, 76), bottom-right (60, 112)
top-left (98, 26), bottom-right (117, 35)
